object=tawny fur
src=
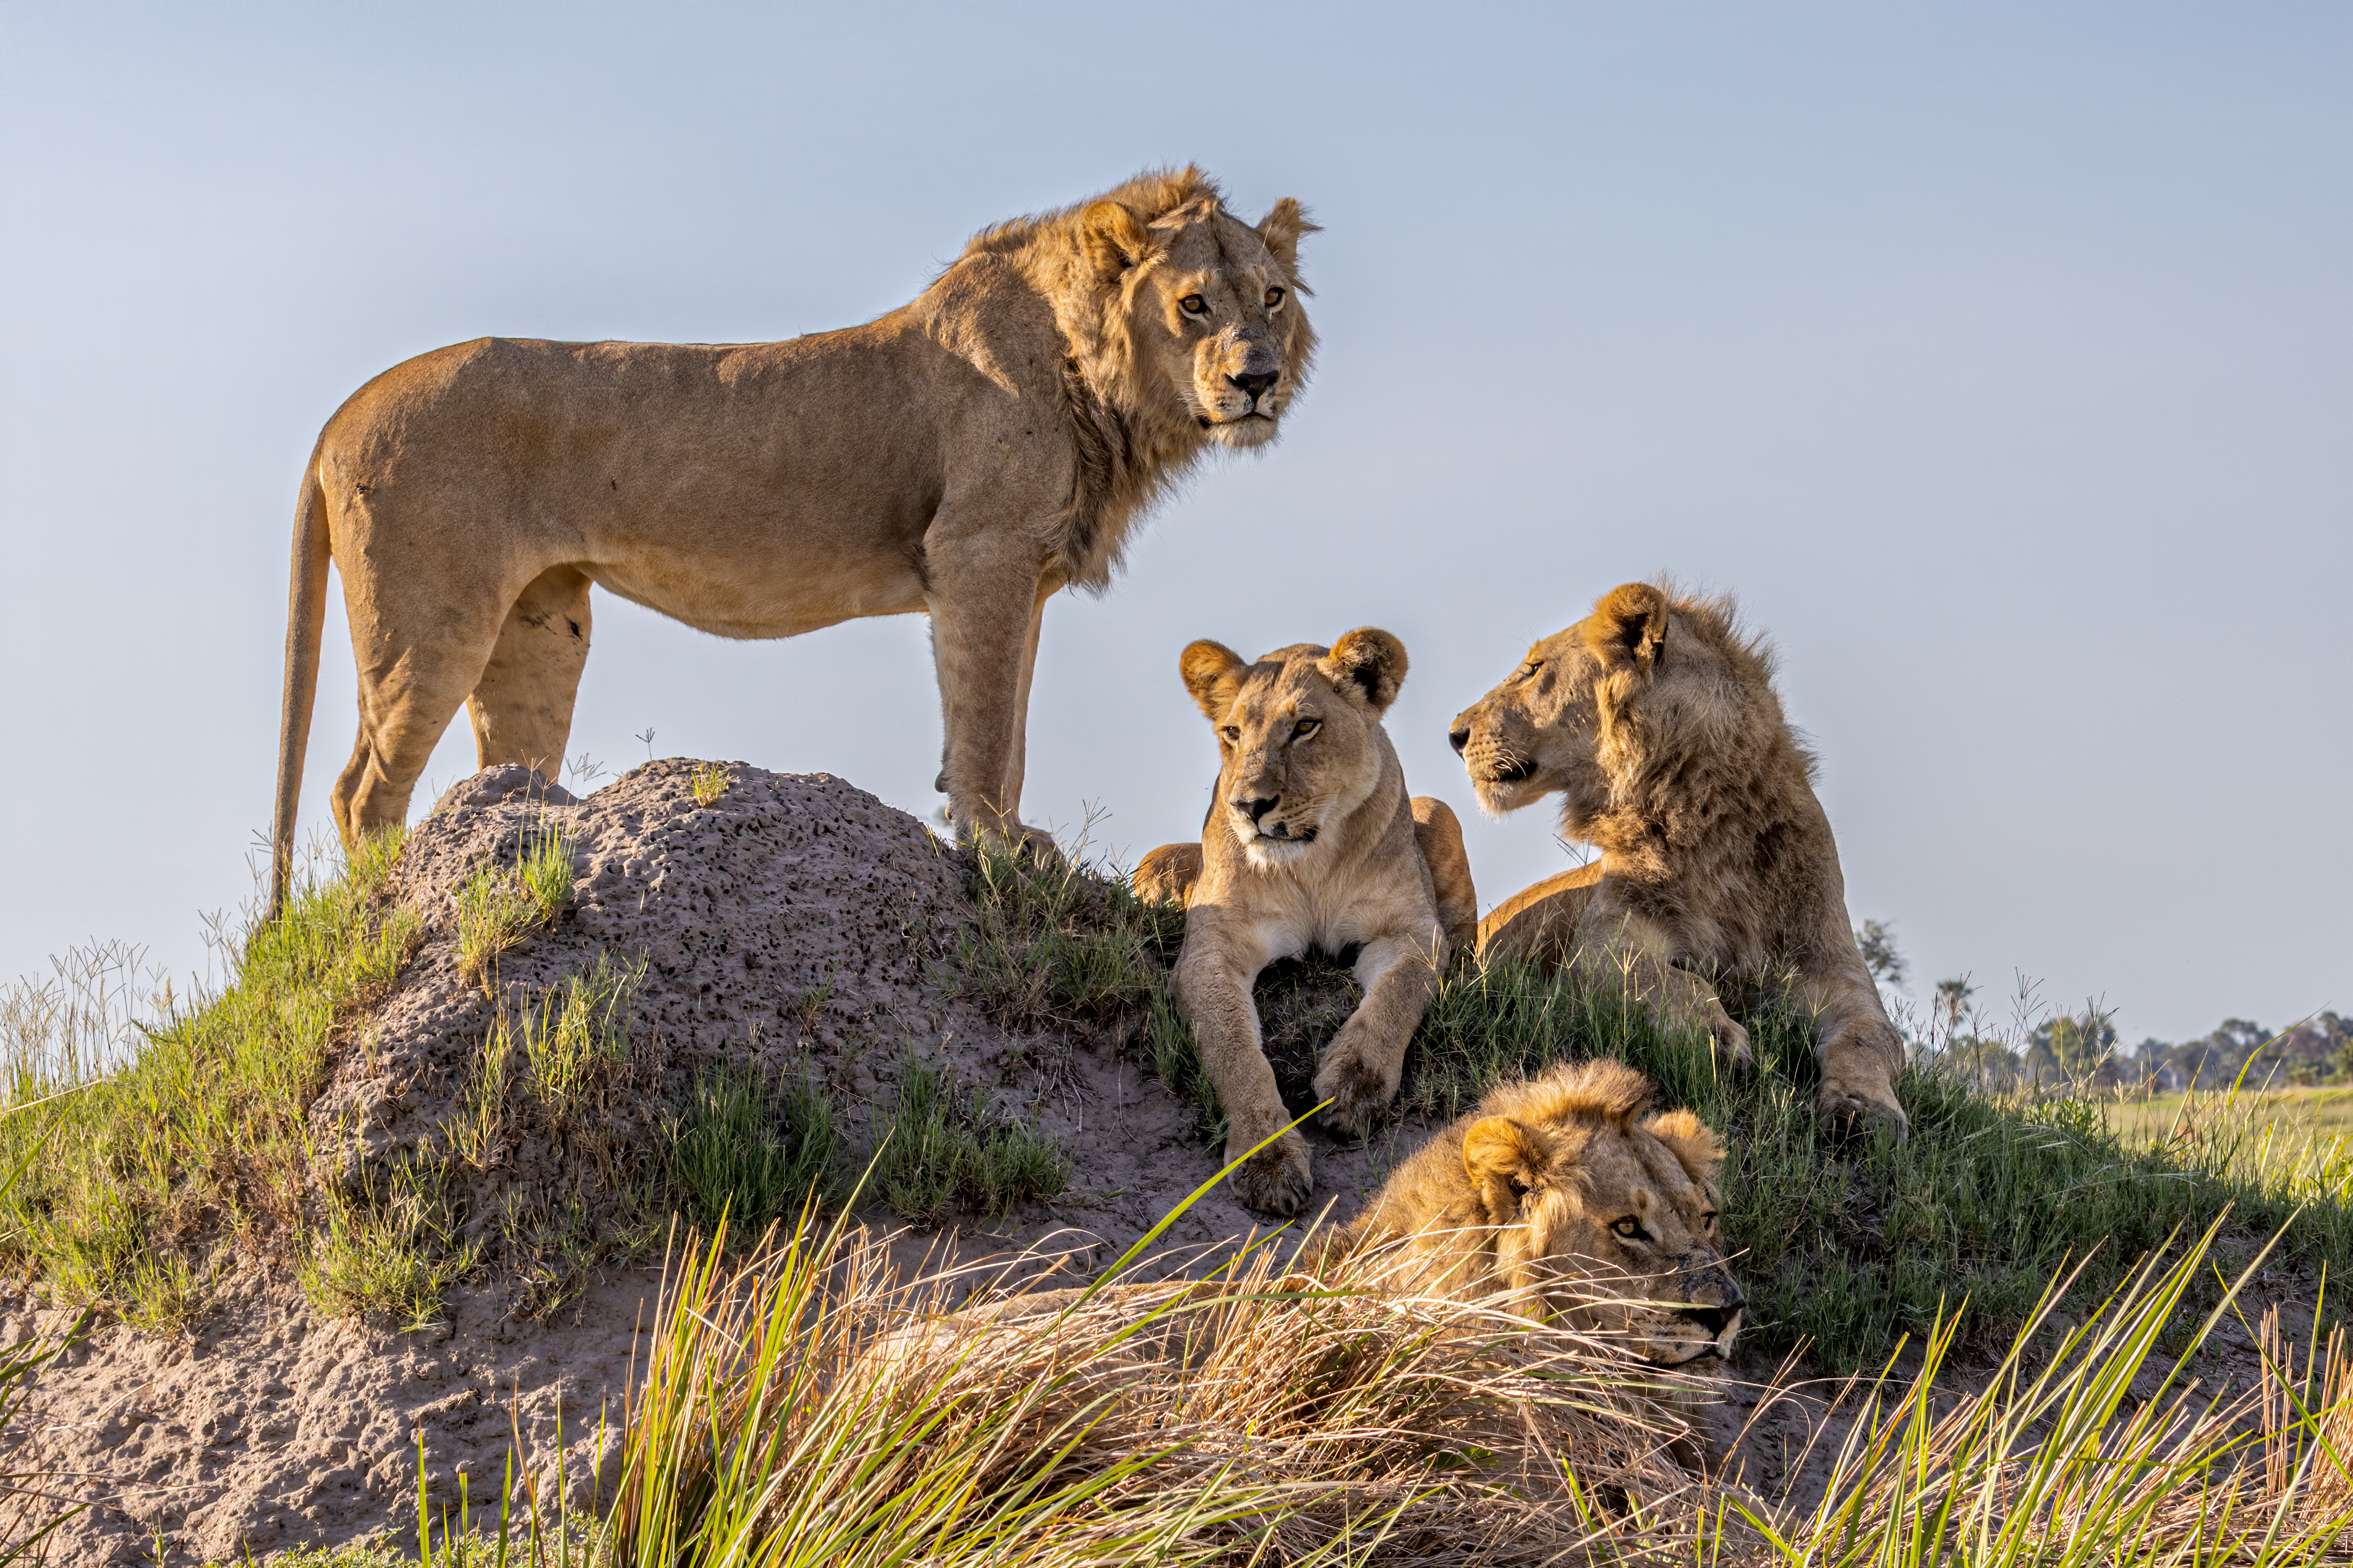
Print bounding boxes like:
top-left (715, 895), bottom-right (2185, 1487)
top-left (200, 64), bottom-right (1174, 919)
top-left (270, 166), bottom-right (1316, 907)
top-left (1334, 1059), bottom-right (1743, 1368)
top-left (1152, 632), bottom-right (1475, 1218)
top-left (1450, 582), bottom-right (1909, 1137)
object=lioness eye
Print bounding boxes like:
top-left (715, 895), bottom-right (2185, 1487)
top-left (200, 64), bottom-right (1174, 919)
top-left (1264, 286), bottom-right (1284, 307)
top-left (1293, 719), bottom-right (1319, 739)
top-left (1220, 725), bottom-right (1240, 742)
top-left (1180, 294), bottom-right (1209, 315)
top-left (1612, 1217), bottom-right (1645, 1240)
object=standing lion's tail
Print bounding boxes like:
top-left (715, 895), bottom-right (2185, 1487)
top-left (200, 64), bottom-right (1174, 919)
top-left (268, 444), bottom-right (331, 921)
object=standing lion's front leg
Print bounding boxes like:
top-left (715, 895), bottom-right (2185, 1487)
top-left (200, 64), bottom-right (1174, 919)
top-left (1173, 920), bottom-right (1311, 1218)
top-left (1314, 930), bottom-right (1444, 1139)
top-left (924, 532), bottom-right (1059, 858)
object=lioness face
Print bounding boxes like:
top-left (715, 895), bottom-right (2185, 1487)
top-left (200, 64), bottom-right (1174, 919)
top-left (1180, 630), bottom-right (1406, 871)
top-left (1086, 197), bottom-right (1316, 452)
top-left (1468, 1098), bottom-right (1743, 1368)
top-left (1449, 584), bottom-right (1675, 835)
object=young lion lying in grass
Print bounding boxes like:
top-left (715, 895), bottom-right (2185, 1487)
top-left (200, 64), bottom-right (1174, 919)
top-left (1450, 582), bottom-right (1909, 1138)
top-left (870, 1058), bottom-right (1739, 1391)
top-left (1133, 629), bottom-right (1478, 1217)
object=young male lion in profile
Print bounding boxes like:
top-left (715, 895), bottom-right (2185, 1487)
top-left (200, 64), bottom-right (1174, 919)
top-left (268, 166), bottom-right (1315, 912)
top-left (1332, 1057), bottom-right (1743, 1369)
top-left (1138, 630), bottom-right (1477, 1217)
top-left (1450, 582), bottom-right (1908, 1138)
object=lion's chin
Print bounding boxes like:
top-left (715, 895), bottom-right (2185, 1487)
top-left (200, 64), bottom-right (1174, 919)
top-left (1472, 776), bottom-right (1547, 818)
top-left (1204, 415), bottom-right (1280, 451)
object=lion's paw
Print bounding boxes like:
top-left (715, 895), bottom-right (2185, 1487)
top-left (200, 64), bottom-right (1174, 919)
top-left (1229, 1131), bottom-right (1313, 1218)
top-left (1313, 1049), bottom-right (1395, 1142)
top-left (1818, 1080), bottom-right (1908, 1143)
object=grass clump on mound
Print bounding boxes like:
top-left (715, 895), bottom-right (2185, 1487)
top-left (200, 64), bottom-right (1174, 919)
top-left (663, 1061), bottom-right (838, 1237)
top-left (875, 1059), bottom-right (1068, 1224)
top-left (453, 820), bottom-right (576, 989)
top-left (0, 829), bottom-right (417, 1329)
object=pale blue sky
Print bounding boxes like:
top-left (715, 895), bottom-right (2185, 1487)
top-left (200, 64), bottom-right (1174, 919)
top-left (2, 2), bottom-right (2346, 1043)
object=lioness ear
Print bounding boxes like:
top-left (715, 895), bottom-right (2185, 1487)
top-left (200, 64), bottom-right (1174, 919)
top-left (1463, 1116), bottom-right (1546, 1224)
top-left (1180, 639), bottom-right (1249, 723)
top-left (1319, 628), bottom-right (1408, 715)
top-left (1081, 200), bottom-right (1152, 282)
top-left (1641, 1108), bottom-right (1725, 1185)
top-left (1582, 582), bottom-right (1670, 672)
top-left (1256, 197), bottom-right (1318, 274)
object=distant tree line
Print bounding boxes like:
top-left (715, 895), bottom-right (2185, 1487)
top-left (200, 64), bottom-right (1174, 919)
top-left (1850, 919), bottom-right (2349, 1095)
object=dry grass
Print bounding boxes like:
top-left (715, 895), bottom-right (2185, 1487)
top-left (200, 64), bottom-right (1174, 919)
top-left (604, 1209), bottom-right (1707, 1567)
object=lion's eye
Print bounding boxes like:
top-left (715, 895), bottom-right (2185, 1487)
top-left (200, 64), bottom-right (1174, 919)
top-left (1518, 660), bottom-right (1544, 683)
top-left (1292, 719), bottom-right (1319, 739)
top-left (1180, 294), bottom-right (1209, 316)
top-left (1220, 725), bottom-right (1241, 742)
top-left (1612, 1217), bottom-right (1647, 1241)
top-left (1701, 1211), bottom-right (1719, 1229)
top-left (1264, 286), bottom-right (1284, 308)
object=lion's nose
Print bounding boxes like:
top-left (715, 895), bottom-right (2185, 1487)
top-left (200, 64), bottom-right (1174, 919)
top-left (1680, 1277), bottom-right (1745, 1337)
top-left (1681, 1302), bottom-right (1738, 1336)
top-left (1448, 724), bottom-right (1471, 755)
top-left (1232, 795), bottom-right (1279, 825)
top-left (1228, 370), bottom-right (1279, 402)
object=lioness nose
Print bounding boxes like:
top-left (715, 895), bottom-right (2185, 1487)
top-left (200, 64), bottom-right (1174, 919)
top-left (1448, 724), bottom-right (1471, 755)
top-left (1232, 795), bottom-right (1278, 824)
top-left (1228, 370), bottom-right (1278, 400)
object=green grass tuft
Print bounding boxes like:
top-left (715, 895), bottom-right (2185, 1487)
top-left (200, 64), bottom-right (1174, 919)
top-left (454, 819), bottom-right (576, 988)
top-left (663, 1061), bottom-right (838, 1238)
top-left (874, 1059), bottom-right (1068, 1224)
top-left (956, 842), bottom-right (1184, 1032)
top-left (299, 1163), bottom-right (477, 1331)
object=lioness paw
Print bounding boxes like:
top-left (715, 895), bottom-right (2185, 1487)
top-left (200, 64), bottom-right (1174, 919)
top-left (1313, 1049), bottom-right (1395, 1142)
top-left (1230, 1132), bottom-right (1313, 1218)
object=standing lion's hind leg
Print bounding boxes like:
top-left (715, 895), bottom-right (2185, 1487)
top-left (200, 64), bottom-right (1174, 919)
top-left (467, 564), bottom-right (594, 789)
top-left (329, 598), bottom-right (511, 850)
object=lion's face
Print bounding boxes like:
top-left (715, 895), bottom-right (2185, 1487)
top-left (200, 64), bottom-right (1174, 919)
top-left (1462, 1065), bottom-right (1743, 1368)
top-left (1448, 584), bottom-right (1676, 836)
top-left (1084, 197), bottom-right (1316, 451)
top-left (1180, 630), bottom-right (1406, 872)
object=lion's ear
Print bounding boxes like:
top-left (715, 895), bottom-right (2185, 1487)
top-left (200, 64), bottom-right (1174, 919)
top-left (1180, 640), bottom-right (1249, 723)
top-left (1463, 1116), bottom-right (1546, 1224)
top-left (1082, 200), bottom-right (1152, 282)
top-left (1256, 197), bottom-right (1318, 273)
top-left (1641, 1108), bottom-right (1724, 1185)
top-left (1582, 583), bottom-right (1670, 672)
top-left (1319, 629), bottom-right (1408, 716)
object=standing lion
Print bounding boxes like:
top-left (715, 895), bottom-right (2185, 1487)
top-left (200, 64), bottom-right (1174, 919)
top-left (268, 166), bottom-right (1314, 909)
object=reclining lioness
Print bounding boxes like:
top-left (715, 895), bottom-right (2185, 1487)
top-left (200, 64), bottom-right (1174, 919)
top-left (1450, 582), bottom-right (1908, 1137)
top-left (1139, 630), bottom-right (1476, 1216)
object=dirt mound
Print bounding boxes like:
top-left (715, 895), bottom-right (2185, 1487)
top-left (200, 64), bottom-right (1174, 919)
top-left (10, 763), bottom-right (1434, 1563)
